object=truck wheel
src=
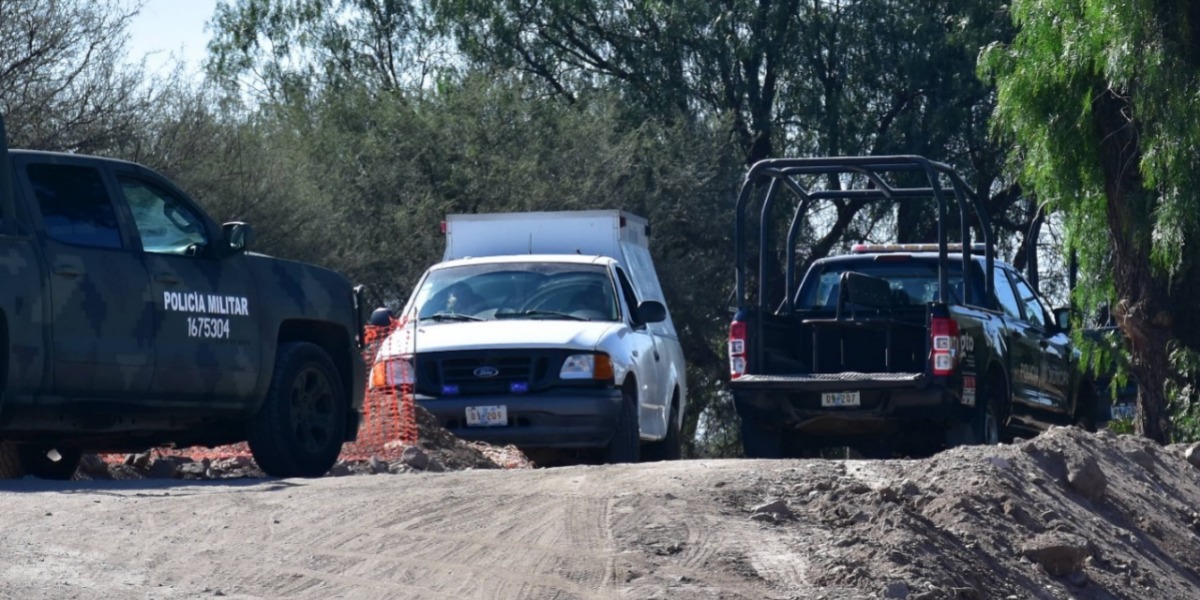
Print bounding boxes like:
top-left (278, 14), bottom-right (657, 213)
top-left (946, 378), bottom-right (1002, 448)
top-left (642, 398), bottom-right (682, 462)
top-left (248, 342), bottom-right (347, 478)
top-left (605, 382), bottom-right (641, 464)
top-left (0, 443), bottom-right (23, 478)
top-left (741, 420), bottom-right (783, 458)
top-left (17, 446), bottom-right (81, 480)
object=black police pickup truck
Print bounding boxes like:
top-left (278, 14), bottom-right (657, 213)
top-left (0, 114), bottom-right (366, 478)
top-left (729, 156), bottom-right (1099, 457)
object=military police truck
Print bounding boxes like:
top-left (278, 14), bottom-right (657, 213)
top-left (0, 114), bottom-right (366, 478)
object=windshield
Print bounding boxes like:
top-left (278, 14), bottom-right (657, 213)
top-left (796, 258), bottom-right (983, 310)
top-left (409, 262), bottom-right (620, 322)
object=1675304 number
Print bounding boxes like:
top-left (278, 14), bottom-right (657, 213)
top-left (187, 317), bottom-right (231, 339)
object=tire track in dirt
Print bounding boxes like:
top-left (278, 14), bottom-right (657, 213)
top-left (0, 461), bottom-right (791, 600)
top-left (243, 487), bottom-right (621, 599)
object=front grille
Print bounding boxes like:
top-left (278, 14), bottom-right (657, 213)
top-left (415, 351), bottom-right (556, 396)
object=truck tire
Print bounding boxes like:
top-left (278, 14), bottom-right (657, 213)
top-left (945, 377), bottom-right (1002, 448)
top-left (248, 342), bottom-right (348, 478)
top-left (17, 446), bottom-right (81, 480)
top-left (642, 398), bottom-right (682, 462)
top-left (741, 420), bottom-right (783, 458)
top-left (604, 382), bottom-right (640, 464)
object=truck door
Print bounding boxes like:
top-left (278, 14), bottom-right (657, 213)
top-left (614, 266), bottom-right (665, 436)
top-left (992, 266), bottom-right (1049, 408)
top-left (19, 158), bottom-right (154, 396)
top-left (1011, 272), bottom-right (1072, 412)
top-left (112, 169), bottom-right (261, 403)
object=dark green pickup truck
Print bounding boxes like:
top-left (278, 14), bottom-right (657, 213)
top-left (0, 115), bottom-right (366, 478)
top-left (729, 156), bottom-right (1100, 458)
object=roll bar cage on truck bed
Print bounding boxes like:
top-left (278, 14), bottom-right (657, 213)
top-left (734, 155), bottom-right (995, 318)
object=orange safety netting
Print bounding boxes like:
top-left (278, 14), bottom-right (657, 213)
top-left (104, 320), bottom-right (417, 465)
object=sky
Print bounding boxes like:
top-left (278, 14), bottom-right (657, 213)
top-left (124, 0), bottom-right (223, 76)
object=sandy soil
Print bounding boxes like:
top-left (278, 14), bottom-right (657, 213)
top-left (1, 427), bottom-right (1199, 599)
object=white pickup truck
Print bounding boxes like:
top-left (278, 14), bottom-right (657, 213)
top-left (371, 211), bottom-right (688, 463)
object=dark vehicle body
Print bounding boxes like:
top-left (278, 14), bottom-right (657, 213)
top-left (1082, 325), bottom-right (1137, 421)
top-left (728, 156), bottom-right (1098, 457)
top-left (0, 115), bottom-right (366, 478)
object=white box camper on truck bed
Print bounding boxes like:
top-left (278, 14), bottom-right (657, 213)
top-left (372, 210), bottom-right (687, 463)
top-left (443, 210), bottom-right (650, 261)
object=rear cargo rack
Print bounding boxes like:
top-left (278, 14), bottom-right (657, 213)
top-left (733, 155), bottom-right (995, 312)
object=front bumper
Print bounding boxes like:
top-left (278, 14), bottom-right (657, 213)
top-left (416, 387), bottom-right (623, 448)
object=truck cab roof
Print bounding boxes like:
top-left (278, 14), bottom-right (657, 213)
top-left (430, 254), bottom-right (616, 270)
top-left (9, 149), bottom-right (144, 168)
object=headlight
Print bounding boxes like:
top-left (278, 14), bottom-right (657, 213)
top-left (370, 356), bottom-right (414, 389)
top-left (560, 353), bottom-right (614, 381)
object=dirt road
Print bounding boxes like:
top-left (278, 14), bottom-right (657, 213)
top-left (1, 460), bottom-right (785, 600)
top-left (3, 427), bottom-right (1200, 599)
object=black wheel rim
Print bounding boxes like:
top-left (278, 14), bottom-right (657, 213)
top-left (290, 366), bottom-right (336, 454)
top-left (984, 409), bottom-right (999, 445)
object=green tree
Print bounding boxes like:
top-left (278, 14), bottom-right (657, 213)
top-left (983, 0), bottom-right (1200, 442)
top-left (434, 0), bottom-right (1037, 277)
top-left (207, 0), bottom-right (443, 101)
top-left (0, 0), bottom-right (165, 152)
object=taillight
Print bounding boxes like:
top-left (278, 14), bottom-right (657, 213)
top-left (729, 320), bottom-right (747, 379)
top-left (931, 316), bottom-right (959, 376)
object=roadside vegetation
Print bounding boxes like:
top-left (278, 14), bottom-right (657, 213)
top-left (3, 0), bottom-right (1198, 453)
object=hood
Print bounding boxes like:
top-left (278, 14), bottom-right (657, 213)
top-left (377, 320), bottom-right (621, 357)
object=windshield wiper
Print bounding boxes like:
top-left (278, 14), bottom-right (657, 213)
top-left (494, 310), bottom-right (588, 321)
top-left (421, 312), bottom-right (484, 322)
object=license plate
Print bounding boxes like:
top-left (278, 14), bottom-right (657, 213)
top-left (821, 391), bottom-right (861, 408)
top-left (465, 405), bottom-right (508, 427)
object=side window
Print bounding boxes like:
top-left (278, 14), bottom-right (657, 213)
top-left (119, 177), bottom-right (208, 255)
top-left (1011, 274), bottom-right (1049, 328)
top-left (992, 267), bottom-right (1024, 320)
top-left (614, 268), bottom-right (640, 321)
top-left (27, 164), bottom-right (122, 249)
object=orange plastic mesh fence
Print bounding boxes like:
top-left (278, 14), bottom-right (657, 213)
top-left (103, 320), bottom-right (417, 465)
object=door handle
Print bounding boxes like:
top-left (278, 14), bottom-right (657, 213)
top-left (53, 266), bottom-right (83, 278)
top-left (154, 273), bottom-right (182, 285)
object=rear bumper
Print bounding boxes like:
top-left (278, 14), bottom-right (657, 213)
top-left (732, 372), bottom-right (963, 436)
top-left (417, 388), bottom-right (623, 448)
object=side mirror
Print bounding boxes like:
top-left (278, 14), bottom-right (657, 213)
top-left (368, 307), bottom-right (394, 327)
top-left (1053, 307), bottom-right (1072, 333)
top-left (635, 300), bottom-right (667, 325)
top-left (222, 222), bottom-right (254, 253)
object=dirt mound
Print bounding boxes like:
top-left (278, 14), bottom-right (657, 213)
top-left (408, 403), bottom-right (534, 470)
top-left (84, 403), bottom-right (531, 480)
top-left (699, 426), bottom-right (1200, 599)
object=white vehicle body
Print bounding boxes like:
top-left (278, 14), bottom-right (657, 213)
top-left (374, 211), bottom-right (687, 459)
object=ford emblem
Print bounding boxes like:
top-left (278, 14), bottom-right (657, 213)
top-left (473, 366), bottom-right (500, 378)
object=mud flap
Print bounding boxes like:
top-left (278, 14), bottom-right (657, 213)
top-left (0, 443), bottom-right (25, 478)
